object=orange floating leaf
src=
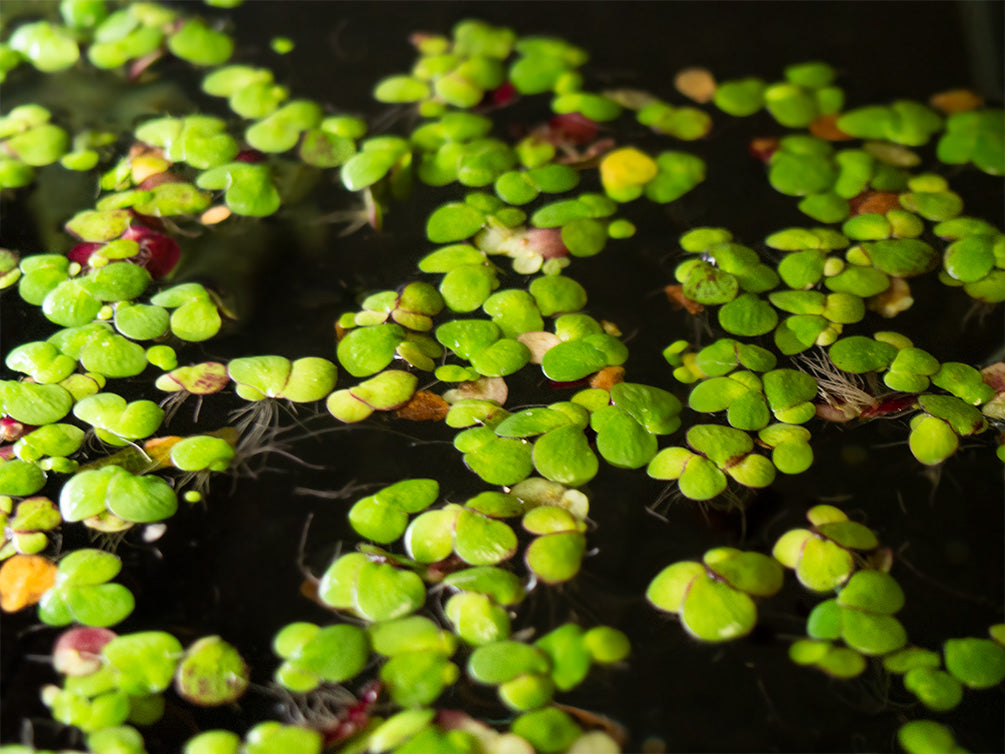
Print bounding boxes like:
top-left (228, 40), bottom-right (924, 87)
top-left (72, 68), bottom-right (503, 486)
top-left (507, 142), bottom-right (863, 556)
top-left (0, 554), bottom-right (58, 612)
top-left (809, 114), bottom-right (854, 141)
top-left (200, 205), bottom-right (232, 225)
top-left (590, 366), bottom-right (625, 391)
top-left (929, 88), bottom-right (983, 115)
top-left (674, 67), bottom-right (717, 104)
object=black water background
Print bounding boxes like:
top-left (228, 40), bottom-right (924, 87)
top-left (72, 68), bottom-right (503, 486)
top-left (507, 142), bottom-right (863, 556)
top-left (2, 2), bottom-right (1003, 751)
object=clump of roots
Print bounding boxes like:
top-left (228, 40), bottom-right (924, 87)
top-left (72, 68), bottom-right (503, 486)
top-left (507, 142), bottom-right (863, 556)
top-left (794, 350), bottom-right (881, 422)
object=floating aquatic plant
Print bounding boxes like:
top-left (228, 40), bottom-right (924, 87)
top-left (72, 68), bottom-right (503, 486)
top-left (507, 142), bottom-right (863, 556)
top-left (772, 504), bottom-right (878, 591)
top-left (647, 547), bottom-right (783, 641)
top-left (37, 549), bottom-right (135, 627)
top-left (0, 3), bottom-right (1003, 753)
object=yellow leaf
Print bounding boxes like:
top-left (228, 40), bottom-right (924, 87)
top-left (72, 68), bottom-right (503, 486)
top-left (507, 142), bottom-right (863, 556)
top-left (599, 147), bottom-right (658, 192)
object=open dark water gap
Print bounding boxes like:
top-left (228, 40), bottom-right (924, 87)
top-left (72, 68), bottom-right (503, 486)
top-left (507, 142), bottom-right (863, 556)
top-left (2, 2), bottom-right (1003, 752)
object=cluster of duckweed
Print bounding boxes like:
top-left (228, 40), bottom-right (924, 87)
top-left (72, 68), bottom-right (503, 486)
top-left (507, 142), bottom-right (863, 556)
top-left (0, 2), bottom-right (1003, 753)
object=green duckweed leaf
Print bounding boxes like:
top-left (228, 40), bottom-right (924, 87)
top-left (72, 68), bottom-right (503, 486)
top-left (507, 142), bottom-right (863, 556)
top-left (827, 336), bottom-right (897, 374)
top-left (337, 324), bottom-right (404, 377)
top-left (73, 393), bottom-right (164, 444)
top-left (283, 623), bottom-right (369, 684)
top-left (837, 570), bottom-right (904, 614)
top-left (841, 610), bottom-right (907, 655)
top-left (87, 19), bottom-right (164, 70)
top-left (703, 548), bottom-right (784, 597)
top-left (930, 363), bottom-right (995, 406)
top-left (681, 262), bottom-right (739, 305)
top-left (246, 100), bottom-right (323, 154)
top-left (498, 673), bottom-right (555, 712)
top-left (4, 124), bottom-right (70, 166)
top-left (942, 235), bottom-right (997, 283)
top-left (769, 152), bottom-right (836, 197)
top-left (368, 616), bottom-right (454, 659)
top-left (440, 264), bottom-right (498, 312)
top-left (244, 722), bottom-right (322, 754)
top-left (9, 21), bottom-right (80, 72)
top-left (1, 381), bottom-right (74, 425)
top-left (713, 78), bottom-right (765, 116)
top-left (533, 624), bottom-right (590, 692)
top-left (540, 339), bottom-right (607, 382)
top-left (718, 293), bottom-right (778, 336)
top-left (464, 436), bottom-right (534, 486)
top-left (5, 341), bottom-right (76, 384)
top-left (685, 424), bottom-right (753, 467)
top-left (903, 667), bottom-right (963, 711)
top-left (532, 425), bottom-right (598, 487)
top-left (798, 192), bottom-right (849, 223)
top-left (196, 162), bottom-right (281, 217)
top-left (676, 454), bottom-right (727, 500)
top-left (454, 508), bottom-right (518, 565)
top-left (815, 520), bottom-right (878, 551)
top-left (443, 566), bottom-right (526, 606)
top-left (41, 280), bottom-right (102, 328)
top-left (897, 720), bottom-right (961, 754)
top-left (529, 275), bottom-right (588, 317)
top-left (168, 19), bottom-right (233, 66)
top-left (795, 535), bottom-right (855, 591)
top-left (610, 382), bottom-right (682, 434)
top-left (807, 599), bottom-right (843, 640)
top-left (764, 83), bottom-right (819, 127)
top-left (937, 109), bottom-right (1004, 175)
top-left (446, 595), bottom-right (510, 647)
top-left (375, 75), bottom-right (432, 103)
top-left (404, 508), bottom-right (460, 567)
top-left (883, 647), bottom-right (942, 675)
top-left (591, 406), bottom-right (657, 469)
top-left (495, 408), bottom-right (573, 438)
top-left (381, 651), bottom-right (458, 708)
top-left (103, 632), bottom-right (183, 696)
top-left (511, 708), bottom-right (581, 754)
top-left (680, 576), bottom-right (758, 642)
top-left (60, 465), bottom-right (178, 524)
top-left (525, 531), bottom-right (587, 585)
top-left (353, 560), bottom-right (426, 622)
top-left (168, 436), bottom-right (234, 472)
top-left (553, 92), bottom-right (621, 122)
top-left (823, 261), bottom-right (891, 296)
top-left (468, 641), bottom-right (551, 685)
top-left (366, 710), bottom-right (435, 754)
top-left (175, 636), bottom-right (248, 707)
top-left (427, 203), bottom-right (486, 243)
top-left (943, 637), bottom-right (1005, 689)
top-left (855, 239), bottom-right (939, 277)
top-left (114, 303), bottom-right (170, 340)
top-left (0, 460), bottom-right (46, 496)
top-left (643, 151), bottom-right (706, 203)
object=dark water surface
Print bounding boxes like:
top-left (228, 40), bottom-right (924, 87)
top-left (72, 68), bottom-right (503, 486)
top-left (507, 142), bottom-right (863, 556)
top-left (2, 2), bottom-right (1003, 752)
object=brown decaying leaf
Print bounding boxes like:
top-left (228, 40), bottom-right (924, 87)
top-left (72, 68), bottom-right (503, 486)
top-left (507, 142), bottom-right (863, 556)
top-left (518, 331), bottom-right (561, 364)
top-left (673, 67), bottom-right (716, 104)
top-left (809, 114), bottom-right (854, 141)
top-left (590, 366), bottom-right (625, 391)
top-left (869, 276), bottom-right (913, 318)
top-left (929, 88), bottom-right (983, 114)
top-left (748, 137), bottom-right (780, 162)
top-left (849, 191), bottom-right (901, 216)
top-left (665, 284), bottom-right (704, 315)
top-left (396, 390), bottom-right (450, 421)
